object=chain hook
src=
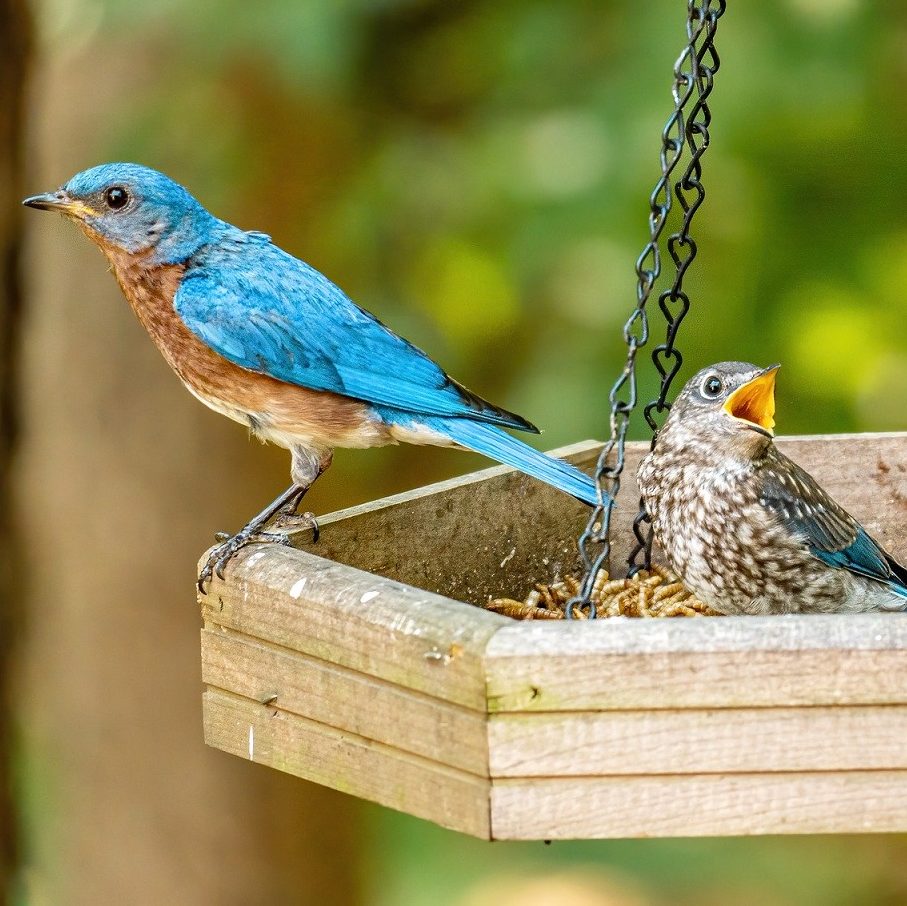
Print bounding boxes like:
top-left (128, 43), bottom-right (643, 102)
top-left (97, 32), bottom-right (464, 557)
top-left (567, 0), bottom-right (726, 617)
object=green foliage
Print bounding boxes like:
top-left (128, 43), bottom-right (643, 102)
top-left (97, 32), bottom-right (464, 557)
top-left (38, 0), bottom-right (907, 901)
top-left (68, 0), bottom-right (907, 446)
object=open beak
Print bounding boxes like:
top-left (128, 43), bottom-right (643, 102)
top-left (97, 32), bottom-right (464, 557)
top-left (722, 365), bottom-right (780, 437)
top-left (22, 191), bottom-right (97, 219)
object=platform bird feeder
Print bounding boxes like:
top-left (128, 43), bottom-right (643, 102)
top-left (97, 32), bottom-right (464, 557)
top-left (200, 0), bottom-right (907, 839)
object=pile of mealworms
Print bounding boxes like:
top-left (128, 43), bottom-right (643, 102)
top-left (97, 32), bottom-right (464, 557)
top-left (486, 564), bottom-right (722, 619)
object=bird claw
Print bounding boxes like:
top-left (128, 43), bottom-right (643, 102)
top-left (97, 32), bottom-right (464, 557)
top-left (272, 510), bottom-right (320, 542)
top-left (197, 530), bottom-right (293, 595)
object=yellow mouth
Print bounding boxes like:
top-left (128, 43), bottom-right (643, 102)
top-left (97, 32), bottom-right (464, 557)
top-left (722, 366), bottom-right (779, 435)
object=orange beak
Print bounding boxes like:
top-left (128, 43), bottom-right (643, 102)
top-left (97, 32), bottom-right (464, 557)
top-left (722, 365), bottom-right (779, 436)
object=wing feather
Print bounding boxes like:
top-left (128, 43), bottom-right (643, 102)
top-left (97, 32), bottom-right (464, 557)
top-left (175, 236), bottom-right (537, 432)
top-left (759, 450), bottom-right (907, 595)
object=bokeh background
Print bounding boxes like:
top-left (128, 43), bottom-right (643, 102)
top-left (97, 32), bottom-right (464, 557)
top-left (2, 0), bottom-right (906, 903)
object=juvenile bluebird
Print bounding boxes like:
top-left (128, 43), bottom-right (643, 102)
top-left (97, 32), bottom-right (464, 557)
top-left (24, 164), bottom-right (599, 591)
top-left (638, 361), bottom-right (907, 614)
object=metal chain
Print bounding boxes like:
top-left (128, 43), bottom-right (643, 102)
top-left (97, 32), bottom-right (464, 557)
top-left (627, 0), bottom-right (726, 574)
top-left (566, 0), bottom-right (725, 619)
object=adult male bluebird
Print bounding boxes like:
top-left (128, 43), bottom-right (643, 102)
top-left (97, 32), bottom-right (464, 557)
top-left (24, 163), bottom-right (599, 591)
top-left (638, 361), bottom-right (907, 614)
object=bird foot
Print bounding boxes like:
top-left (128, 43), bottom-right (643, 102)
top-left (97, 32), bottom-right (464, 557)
top-left (271, 510), bottom-right (320, 542)
top-left (198, 529), bottom-right (292, 594)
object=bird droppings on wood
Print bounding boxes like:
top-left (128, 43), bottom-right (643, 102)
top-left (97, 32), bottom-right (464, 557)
top-left (486, 565), bottom-right (721, 620)
top-left (245, 550), bottom-right (267, 568)
top-left (423, 643), bottom-right (464, 665)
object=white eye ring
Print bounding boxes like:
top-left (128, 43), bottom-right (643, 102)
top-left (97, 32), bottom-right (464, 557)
top-left (701, 374), bottom-right (723, 398)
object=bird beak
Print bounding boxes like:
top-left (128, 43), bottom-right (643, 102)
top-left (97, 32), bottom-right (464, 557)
top-left (22, 191), bottom-right (97, 219)
top-left (722, 364), bottom-right (780, 437)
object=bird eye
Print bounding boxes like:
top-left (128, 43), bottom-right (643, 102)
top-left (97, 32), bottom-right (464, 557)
top-left (701, 374), bottom-right (723, 398)
top-left (104, 186), bottom-right (129, 210)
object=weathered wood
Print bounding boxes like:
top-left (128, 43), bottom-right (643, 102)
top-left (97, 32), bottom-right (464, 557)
top-left (290, 433), bottom-right (907, 603)
top-left (485, 613), bottom-right (907, 712)
top-left (204, 689), bottom-right (490, 838)
top-left (291, 440), bottom-right (601, 605)
top-left (200, 431), bottom-right (907, 841)
top-left (201, 545), bottom-right (505, 711)
top-left (490, 771), bottom-right (907, 839)
top-left (202, 627), bottom-right (489, 775)
top-left (489, 705), bottom-right (907, 776)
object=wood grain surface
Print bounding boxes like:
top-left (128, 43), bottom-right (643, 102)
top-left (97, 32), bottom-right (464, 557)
top-left (200, 432), bottom-right (907, 840)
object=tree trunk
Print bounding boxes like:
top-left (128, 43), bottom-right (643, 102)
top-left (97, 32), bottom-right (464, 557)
top-left (0, 0), bottom-right (30, 899)
top-left (17, 32), bottom-right (361, 906)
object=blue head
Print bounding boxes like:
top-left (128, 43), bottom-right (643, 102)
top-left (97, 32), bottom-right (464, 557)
top-left (23, 163), bottom-right (219, 264)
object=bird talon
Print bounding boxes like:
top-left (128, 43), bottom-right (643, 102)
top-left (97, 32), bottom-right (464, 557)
top-left (198, 526), bottom-right (297, 593)
top-left (197, 567), bottom-right (212, 596)
top-left (257, 531), bottom-right (292, 546)
top-left (271, 509), bottom-right (320, 542)
top-left (213, 531), bottom-right (230, 542)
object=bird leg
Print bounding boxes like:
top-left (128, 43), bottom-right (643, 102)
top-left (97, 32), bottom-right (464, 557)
top-left (269, 481), bottom-right (320, 540)
top-left (198, 485), bottom-right (303, 593)
top-left (269, 446), bottom-right (333, 540)
top-left (197, 447), bottom-right (332, 594)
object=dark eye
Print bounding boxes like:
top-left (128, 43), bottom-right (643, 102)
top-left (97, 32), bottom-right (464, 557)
top-left (105, 186), bottom-right (129, 210)
top-left (701, 374), bottom-right (723, 398)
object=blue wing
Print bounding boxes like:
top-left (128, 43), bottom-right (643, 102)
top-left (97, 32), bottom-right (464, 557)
top-left (174, 232), bottom-right (537, 432)
top-left (759, 452), bottom-right (907, 598)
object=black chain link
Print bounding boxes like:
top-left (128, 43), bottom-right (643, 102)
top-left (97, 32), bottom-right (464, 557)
top-left (566, 0), bottom-right (725, 619)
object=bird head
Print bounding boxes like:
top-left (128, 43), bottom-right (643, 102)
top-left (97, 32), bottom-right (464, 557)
top-left (664, 361), bottom-right (780, 456)
top-left (23, 163), bottom-right (217, 265)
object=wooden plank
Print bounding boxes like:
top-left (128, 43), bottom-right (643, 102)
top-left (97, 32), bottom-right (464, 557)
top-left (485, 613), bottom-right (907, 711)
top-left (291, 441), bottom-right (601, 605)
top-left (490, 771), bottom-right (907, 839)
top-left (203, 689), bottom-right (492, 839)
top-left (201, 545), bottom-right (505, 711)
top-left (198, 431), bottom-right (907, 842)
top-left (202, 627), bottom-right (489, 775)
top-left (489, 705), bottom-right (907, 776)
top-left (289, 433), bottom-right (907, 605)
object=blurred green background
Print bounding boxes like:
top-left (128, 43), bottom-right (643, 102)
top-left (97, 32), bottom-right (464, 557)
top-left (8, 0), bottom-right (907, 903)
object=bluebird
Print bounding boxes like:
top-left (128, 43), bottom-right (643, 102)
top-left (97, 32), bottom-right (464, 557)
top-left (638, 361), bottom-right (907, 614)
top-left (24, 164), bottom-right (599, 591)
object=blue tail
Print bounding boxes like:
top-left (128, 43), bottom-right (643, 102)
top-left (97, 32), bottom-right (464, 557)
top-left (427, 417), bottom-right (599, 505)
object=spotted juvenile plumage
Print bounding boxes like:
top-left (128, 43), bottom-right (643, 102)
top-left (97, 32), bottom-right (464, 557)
top-left (638, 361), bottom-right (907, 614)
top-left (24, 164), bottom-right (600, 590)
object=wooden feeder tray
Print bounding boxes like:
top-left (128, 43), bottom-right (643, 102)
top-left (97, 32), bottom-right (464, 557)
top-left (200, 434), bottom-right (907, 840)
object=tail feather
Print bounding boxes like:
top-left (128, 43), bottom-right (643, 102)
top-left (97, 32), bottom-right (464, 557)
top-left (430, 417), bottom-right (599, 505)
top-left (883, 553), bottom-right (907, 600)
top-left (448, 378), bottom-right (540, 434)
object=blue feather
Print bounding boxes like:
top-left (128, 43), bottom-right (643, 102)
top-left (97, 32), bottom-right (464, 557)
top-left (417, 417), bottom-right (599, 505)
top-left (812, 529), bottom-right (907, 599)
top-left (175, 236), bottom-right (537, 432)
top-left (38, 162), bottom-right (603, 509)
top-left (760, 457), bottom-right (907, 600)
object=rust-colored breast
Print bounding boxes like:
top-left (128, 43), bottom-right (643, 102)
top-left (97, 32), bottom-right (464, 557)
top-left (101, 246), bottom-right (388, 449)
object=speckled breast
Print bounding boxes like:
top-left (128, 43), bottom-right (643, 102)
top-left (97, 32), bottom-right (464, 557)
top-left (638, 446), bottom-right (845, 614)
